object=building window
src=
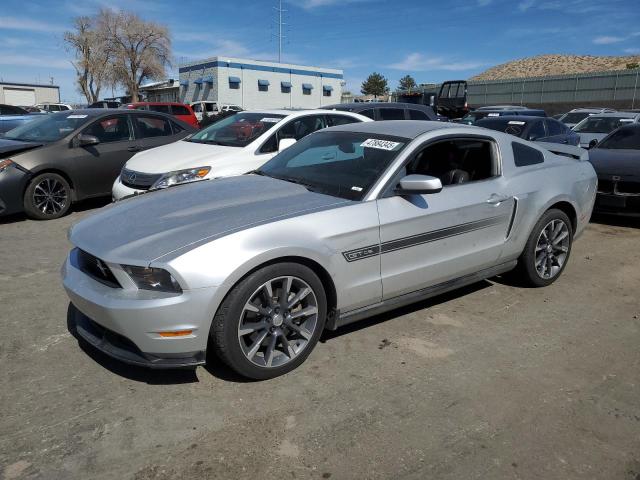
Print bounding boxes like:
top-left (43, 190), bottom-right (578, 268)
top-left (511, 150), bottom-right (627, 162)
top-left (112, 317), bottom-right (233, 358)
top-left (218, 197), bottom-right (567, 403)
top-left (281, 81), bottom-right (292, 93)
top-left (323, 85), bottom-right (333, 97)
top-left (258, 79), bottom-right (270, 92)
top-left (229, 76), bottom-right (241, 90)
top-left (302, 83), bottom-right (313, 95)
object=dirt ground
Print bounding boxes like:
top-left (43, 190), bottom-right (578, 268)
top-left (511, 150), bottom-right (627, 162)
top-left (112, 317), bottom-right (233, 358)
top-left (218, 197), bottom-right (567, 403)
top-left (1, 201), bottom-right (639, 480)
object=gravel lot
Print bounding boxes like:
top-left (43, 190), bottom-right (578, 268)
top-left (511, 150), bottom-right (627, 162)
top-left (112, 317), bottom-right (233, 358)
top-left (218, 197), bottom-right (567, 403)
top-left (1, 201), bottom-right (639, 480)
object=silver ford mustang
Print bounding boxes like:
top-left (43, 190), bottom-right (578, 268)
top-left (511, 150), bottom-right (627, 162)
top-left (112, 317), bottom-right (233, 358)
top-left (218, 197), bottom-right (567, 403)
top-left (62, 121), bottom-right (597, 379)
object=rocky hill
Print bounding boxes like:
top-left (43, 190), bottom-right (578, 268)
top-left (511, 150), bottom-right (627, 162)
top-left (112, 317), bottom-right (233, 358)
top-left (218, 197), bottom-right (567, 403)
top-left (471, 54), bottom-right (640, 81)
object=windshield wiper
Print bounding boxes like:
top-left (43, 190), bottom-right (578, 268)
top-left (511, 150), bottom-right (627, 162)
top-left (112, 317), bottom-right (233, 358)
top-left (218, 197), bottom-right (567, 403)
top-left (273, 175), bottom-right (319, 192)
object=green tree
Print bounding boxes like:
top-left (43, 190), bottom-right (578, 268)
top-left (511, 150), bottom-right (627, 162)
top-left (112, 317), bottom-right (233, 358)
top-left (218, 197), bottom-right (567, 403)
top-left (361, 72), bottom-right (389, 98)
top-left (398, 74), bottom-right (417, 93)
top-left (626, 62), bottom-right (639, 70)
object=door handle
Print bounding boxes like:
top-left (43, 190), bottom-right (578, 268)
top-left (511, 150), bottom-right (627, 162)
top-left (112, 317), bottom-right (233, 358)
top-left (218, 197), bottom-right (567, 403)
top-left (127, 146), bottom-right (142, 152)
top-left (487, 194), bottom-right (511, 205)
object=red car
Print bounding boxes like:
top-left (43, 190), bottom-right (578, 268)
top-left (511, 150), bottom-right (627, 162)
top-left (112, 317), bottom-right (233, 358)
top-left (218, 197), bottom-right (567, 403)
top-left (124, 102), bottom-right (199, 128)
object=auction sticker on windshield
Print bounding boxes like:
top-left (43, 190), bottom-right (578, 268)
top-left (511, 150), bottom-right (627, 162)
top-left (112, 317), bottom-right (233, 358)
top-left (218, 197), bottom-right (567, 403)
top-left (361, 138), bottom-right (402, 151)
top-left (508, 121), bottom-right (526, 125)
top-left (260, 117), bottom-right (282, 123)
top-left (67, 115), bottom-right (88, 119)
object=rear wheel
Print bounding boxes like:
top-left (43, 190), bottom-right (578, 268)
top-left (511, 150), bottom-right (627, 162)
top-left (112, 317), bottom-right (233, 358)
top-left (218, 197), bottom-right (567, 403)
top-left (23, 173), bottom-right (72, 220)
top-left (210, 263), bottom-right (327, 380)
top-left (515, 208), bottom-right (573, 287)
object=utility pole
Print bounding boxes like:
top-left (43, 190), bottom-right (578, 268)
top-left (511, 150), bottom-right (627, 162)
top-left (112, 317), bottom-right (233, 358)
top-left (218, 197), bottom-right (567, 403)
top-left (273, 0), bottom-right (286, 63)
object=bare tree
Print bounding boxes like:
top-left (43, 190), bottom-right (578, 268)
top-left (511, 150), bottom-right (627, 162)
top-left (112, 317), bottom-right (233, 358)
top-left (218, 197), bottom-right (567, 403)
top-left (64, 16), bottom-right (113, 103)
top-left (100, 10), bottom-right (171, 102)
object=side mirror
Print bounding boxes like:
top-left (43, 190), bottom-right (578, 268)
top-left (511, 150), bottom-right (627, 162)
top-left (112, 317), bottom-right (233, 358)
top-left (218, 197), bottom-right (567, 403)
top-left (588, 139), bottom-right (598, 149)
top-left (278, 138), bottom-right (297, 152)
top-left (395, 174), bottom-right (442, 195)
top-left (78, 134), bottom-right (99, 147)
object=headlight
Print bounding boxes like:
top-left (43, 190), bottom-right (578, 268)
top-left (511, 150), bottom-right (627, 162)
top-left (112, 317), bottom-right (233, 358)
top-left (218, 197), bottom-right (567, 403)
top-left (122, 265), bottom-right (182, 293)
top-left (0, 159), bottom-right (15, 173)
top-left (151, 166), bottom-right (211, 190)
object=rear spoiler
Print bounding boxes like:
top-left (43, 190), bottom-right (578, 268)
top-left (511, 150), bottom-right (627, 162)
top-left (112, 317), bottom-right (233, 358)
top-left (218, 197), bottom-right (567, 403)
top-left (536, 142), bottom-right (588, 161)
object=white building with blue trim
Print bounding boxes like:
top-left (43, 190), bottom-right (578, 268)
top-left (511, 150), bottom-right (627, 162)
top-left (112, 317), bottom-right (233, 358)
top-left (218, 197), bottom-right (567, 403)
top-left (178, 57), bottom-right (344, 110)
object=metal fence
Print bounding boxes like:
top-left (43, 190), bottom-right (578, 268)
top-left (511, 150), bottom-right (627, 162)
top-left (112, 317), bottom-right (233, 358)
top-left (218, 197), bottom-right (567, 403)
top-left (467, 69), bottom-right (640, 109)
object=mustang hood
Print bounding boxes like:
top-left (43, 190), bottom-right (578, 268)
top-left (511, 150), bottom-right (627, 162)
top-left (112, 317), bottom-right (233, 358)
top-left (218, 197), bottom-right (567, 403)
top-left (589, 149), bottom-right (640, 178)
top-left (70, 175), bottom-right (350, 265)
top-left (0, 138), bottom-right (43, 159)
top-left (124, 140), bottom-right (242, 174)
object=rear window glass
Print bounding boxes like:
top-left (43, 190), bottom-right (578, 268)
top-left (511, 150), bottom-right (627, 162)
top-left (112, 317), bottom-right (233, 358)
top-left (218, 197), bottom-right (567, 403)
top-left (408, 109), bottom-right (429, 120)
top-left (512, 142), bottom-right (544, 167)
top-left (172, 105), bottom-right (191, 116)
top-left (379, 108), bottom-right (405, 120)
top-left (148, 104), bottom-right (170, 114)
top-left (359, 109), bottom-right (375, 120)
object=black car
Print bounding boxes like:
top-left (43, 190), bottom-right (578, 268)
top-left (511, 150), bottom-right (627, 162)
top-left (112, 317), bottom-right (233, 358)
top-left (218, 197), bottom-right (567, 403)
top-left (0, 109), bottom-right (195, 220)
top-left (459, 108), bottom-right (546, 125)
top-left (588, 124), bottom-right (640, 216)
top-left (321, 102), bottom-right (438, 121)
top-left (475, 116), bottom-right (579, 145)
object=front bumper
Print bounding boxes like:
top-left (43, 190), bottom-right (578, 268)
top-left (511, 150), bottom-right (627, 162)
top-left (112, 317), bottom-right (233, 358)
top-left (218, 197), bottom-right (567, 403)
top-left (0, 165), bottom-right (29, 216)
top-left (62, 251), bottom-right (218, 368)
top-left (112, 176), bottom-right (145, 201)
top-left (594, 192), bottom-right (640, 216)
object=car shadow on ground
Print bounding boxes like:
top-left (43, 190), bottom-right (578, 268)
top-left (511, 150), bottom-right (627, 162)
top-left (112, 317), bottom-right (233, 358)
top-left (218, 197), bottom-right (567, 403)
top-left (590, 213), bottom-right (640, 229)
top-left (320, 280), bottom-right (492, 342)
top-left (0, 197), bottom-right (111, 225)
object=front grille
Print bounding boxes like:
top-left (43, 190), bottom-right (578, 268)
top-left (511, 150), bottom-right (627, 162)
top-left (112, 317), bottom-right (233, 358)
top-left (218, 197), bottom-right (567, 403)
top-left (597, 176), bottom-right (640, 196)
top-left (597, 179), bottom-right (615, 194)
top-left (617, 181), bottom-right (640, 194)
top-left (76, 249), bottom-right (121, 288)
top-left (120, 168), bottom-right (162, 191)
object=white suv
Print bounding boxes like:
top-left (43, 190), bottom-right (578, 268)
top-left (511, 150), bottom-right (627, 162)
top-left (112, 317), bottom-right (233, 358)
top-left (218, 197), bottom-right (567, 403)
top-left (35, 103), bottom-right (73, 113)
top-left (190, 101), bottom-right (243, 121)
top-left (112, 109), bottom-right (371, 200)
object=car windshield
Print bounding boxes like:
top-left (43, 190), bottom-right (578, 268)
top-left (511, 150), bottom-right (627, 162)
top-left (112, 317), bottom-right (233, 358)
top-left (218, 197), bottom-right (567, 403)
top-left (256, 130), bottom-right (408, 201)
top-left (573, 116), bottom-right (633, 133)
top-left (477, 119), bottom-right (528, 137)
top-left (3, 112), bottom-right (90, 142)
top-left (461, 111), bottom-right (491, 124)
top-left (597, 128), bottom-right (640, 150)
top-left (561, 112), bottom-right (591, 124)
top-left (186, 112), bottom-right (285, 147)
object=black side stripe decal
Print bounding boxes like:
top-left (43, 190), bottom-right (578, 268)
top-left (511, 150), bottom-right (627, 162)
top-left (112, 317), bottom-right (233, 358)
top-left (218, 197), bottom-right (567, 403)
top-left (342, 215), bottom-right (509, 262)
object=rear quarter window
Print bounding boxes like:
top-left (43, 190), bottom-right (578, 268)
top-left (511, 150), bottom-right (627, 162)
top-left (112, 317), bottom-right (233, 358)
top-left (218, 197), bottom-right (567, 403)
top-left (512, 142), bottom-right (544, 167)
top-left (171, 105), bottom-right (191, 116)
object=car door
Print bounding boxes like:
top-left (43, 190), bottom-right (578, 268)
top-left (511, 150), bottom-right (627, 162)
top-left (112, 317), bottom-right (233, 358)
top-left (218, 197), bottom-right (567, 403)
top-left (70, 114), bottom-right (139, 197)
top-left (376, 136), bottom-right (515, 299)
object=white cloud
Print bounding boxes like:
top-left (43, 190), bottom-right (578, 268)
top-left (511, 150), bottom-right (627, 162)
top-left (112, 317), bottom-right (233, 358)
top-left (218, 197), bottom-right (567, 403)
top-left (593, 35), bottom-right (625, 45)
top-left (0, 54), bottom-right (72, 70)
top-left (291, 0), bottom-right (375, 9)
top-left (624, 48), bottom-right (640, 54)
top-left (0, 16), bottom-right (66, 33)
top-left (389, 53), bottom-right (485, 72)
top-left (518, 0), bottom-right (535, 11)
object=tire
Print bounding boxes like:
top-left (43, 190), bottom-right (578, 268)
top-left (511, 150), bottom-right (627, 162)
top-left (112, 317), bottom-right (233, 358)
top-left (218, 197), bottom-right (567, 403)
top-left (515, 208), bottom-right (573, 287)
top-left (23, 172), bottom-right (72, 220)
top-left (210, 262), bottom-right (327, 380)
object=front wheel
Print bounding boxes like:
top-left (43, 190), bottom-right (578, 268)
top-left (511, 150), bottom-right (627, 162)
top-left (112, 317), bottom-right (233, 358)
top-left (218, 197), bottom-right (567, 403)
top-left (515, 208), bottom-right (573, 287)
top-left (23, 173), bottom-right (72, 220)
top-left (210, 263), bottom-right (327, 380)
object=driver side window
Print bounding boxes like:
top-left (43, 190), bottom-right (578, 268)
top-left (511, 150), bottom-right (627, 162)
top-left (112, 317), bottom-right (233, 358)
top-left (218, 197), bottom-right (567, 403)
top-left (260, 114), bottom-right (328, 154)
top-left (406, 138), bottom-right (497, 186)
top-left (83, 115), bottom-right (132, 143)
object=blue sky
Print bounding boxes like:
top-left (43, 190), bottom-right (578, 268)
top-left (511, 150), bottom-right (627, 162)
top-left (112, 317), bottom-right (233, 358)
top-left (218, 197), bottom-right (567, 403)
top-left (1, 0), bottom-right (639, 103)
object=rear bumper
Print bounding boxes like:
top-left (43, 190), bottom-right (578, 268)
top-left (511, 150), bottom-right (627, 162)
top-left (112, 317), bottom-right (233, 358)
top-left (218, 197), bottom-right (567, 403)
top-left (0, 165), bottom-right (29, 216)
top-left (62, 252), bottom-right (218, 368)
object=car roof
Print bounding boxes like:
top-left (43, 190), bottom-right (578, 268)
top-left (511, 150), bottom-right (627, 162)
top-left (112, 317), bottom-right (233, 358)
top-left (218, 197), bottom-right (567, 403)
top-left (586, 112), bottom-right (639, 118)
top-left (568, 107), bottom-right (615, 112)
top-left (327, 120), bottom-right (461, 139)
top-left (477, 115), bottom-right (545, 122)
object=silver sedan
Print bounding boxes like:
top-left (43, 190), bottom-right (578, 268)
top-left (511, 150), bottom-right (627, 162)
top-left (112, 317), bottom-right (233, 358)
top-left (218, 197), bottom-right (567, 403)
top-left (62, 121), bottom-right (597, 379)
